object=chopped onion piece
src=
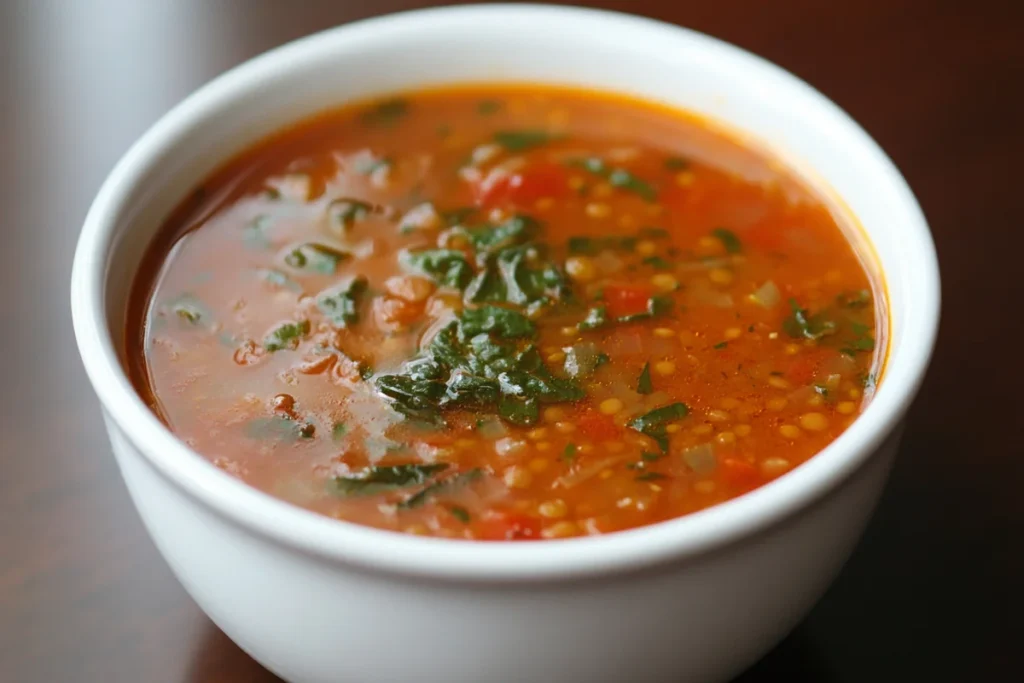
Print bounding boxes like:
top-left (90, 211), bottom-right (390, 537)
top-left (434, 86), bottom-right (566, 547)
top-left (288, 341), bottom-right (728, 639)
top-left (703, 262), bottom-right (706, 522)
top-left (563, 342), bottom-right (601, 379)
top-left (749, 280), bottom-right (781, 308)
top-left (682, 443), bottom-right (716, 474)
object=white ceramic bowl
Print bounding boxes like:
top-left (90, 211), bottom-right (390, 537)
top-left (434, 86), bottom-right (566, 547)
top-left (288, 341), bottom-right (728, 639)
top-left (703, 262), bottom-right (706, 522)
top-left (71, 5), bottom-right (940, 683)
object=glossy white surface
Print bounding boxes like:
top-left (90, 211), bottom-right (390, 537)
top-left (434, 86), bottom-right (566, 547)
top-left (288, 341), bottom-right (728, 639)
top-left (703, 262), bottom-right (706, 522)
top-left (71, 5), bottom-right (939, 682)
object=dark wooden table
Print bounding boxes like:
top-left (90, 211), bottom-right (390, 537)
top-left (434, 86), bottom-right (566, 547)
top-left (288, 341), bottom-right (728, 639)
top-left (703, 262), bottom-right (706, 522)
top-left (2, 1), bottom-right (1020, 680)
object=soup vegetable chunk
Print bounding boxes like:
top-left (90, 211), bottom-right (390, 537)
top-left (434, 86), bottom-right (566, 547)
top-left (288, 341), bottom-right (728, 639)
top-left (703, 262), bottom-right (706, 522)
top-left (129, 86), bottom-right (883, 540)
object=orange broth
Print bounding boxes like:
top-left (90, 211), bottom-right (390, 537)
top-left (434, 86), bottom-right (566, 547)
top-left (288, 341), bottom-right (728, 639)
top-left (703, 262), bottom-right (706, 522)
top-left (127, 85), bottom-right (883, 540)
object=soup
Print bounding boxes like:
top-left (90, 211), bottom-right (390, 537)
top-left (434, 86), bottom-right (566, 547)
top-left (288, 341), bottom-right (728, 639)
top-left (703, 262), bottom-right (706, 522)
top-left (128, 85), bottom-right (883, 540)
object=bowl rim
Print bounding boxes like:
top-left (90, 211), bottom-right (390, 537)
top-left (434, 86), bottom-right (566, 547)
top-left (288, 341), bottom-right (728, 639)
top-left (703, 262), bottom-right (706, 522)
top-left (70, 3), bottom-right (940, 582)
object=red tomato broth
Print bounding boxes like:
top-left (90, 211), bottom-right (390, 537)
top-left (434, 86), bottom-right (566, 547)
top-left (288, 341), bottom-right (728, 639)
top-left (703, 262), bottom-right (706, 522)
top-left (127, 85), bottom-right (884, 541)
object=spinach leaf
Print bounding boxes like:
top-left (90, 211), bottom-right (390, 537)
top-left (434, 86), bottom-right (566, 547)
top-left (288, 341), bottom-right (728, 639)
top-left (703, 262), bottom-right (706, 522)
top-left (643, 256), bottom-right (672, 269)
top-left (459, 215), bottom-right (539, 262)
top-left (569, 157), bottom-right (658, 202)
top-left (637, 362), bottom-right (653, 394)
top-left (562, 443), bottom-right (578, 461)
top-left (317, 275), bottom-right (368, 327)
top-left (837, 289), bottom-right (871, 309)
top-left (284, 243), bottom-right (349, 274)
top-left (494, 130), bottom-right (557, 151)
top-left (449, 506), bottom-right (471, 523)
top-left (477, 100), bottom-right (502, 115)
top-left (327, 463), bottom-right (448, 497)
top-left (376, 307), bottom-right (582, 426)
top-left (578, 305), bottom-right (609, 331)
top-left (359, 98), bottom-right (409, 127)
top-left (617, 294), bottom-right (673, 323)
top-left (263, 320), bottom-right (310, 352)
top-left (782, 299), bottom-right (837, 340)
top-left (327, 198), bottom-right (373, 230)
top-left (465, 244), bottom-right (567, 307)
top-left (400, 249), bottom-right (473, 289)
top-left (458, 305), bottom-right (535, 339)
top-left (608, 168), bottom-right (657, 201)
top-left (712, 228), bottom-right (742, 254)
top-left (664, 156), bottom-right (689, 170)
top-left (628, 402), bottom-right (689, 451)
top-left (567, 235), bottom-right (637, 254)
top-left (398, 468), bottom-right (483, 509)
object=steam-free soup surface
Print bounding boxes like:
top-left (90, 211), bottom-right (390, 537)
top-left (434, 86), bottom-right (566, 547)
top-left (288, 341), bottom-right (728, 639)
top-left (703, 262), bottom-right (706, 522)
top-left (130, 86), bottom-right (882, 540)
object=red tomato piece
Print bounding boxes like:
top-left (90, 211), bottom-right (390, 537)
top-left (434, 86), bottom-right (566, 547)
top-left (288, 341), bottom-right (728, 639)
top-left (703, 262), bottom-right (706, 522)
top-left (475, 162), bottom-right (569, 207)
top-left (477, 512), bottom-right (542, 541)
top-left (603, 284), bottom-right (653, 318)
top-left (722, 458), bottom-right (761, 492)
top-left (787, 348), bottom-right (831, 385)
top-left (576, 411), bottom-right (621, 440)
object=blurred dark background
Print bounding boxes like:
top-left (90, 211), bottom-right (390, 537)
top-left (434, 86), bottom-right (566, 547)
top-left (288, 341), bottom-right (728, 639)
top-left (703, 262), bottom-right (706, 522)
top-left (1, 1), bottom-right (1021, 681)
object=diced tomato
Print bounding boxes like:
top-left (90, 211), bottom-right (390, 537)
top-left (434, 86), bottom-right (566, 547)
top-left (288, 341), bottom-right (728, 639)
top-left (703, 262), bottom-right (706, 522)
top-left (576, 411), bottom-right (621, 440)
top-left (722, 458), bottom-right (761, 492)
top-left (603, 284), bottom-right (653, 318)
top-left (477, 512), bottom-right (542, 541)
top-left (744, 220), bottom-right (785, 251)
top-left (474, 162), bottom-right (569, 207)
top-left (786, 348), bottom-right (831, 385)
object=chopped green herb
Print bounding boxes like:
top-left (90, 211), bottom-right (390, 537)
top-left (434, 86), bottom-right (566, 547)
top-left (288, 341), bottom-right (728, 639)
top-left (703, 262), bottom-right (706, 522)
top-left (477, 99), bottom-right (502, 115)
top-left (837, 289), bottom-right (871, 309)
top-left (464, 242), bottom-right (568, 308)
top-left (494, 130), bottom-right (558, 151)
top-left (328, 463), bottom-right (448, 497)
top-left (567, 235), bottom-right (637, 254)
top-left (608, 168), bottom-right (657, 201)
top-left (643, 256), bottom-right (672, 270)
top-left (637, 362), bottom-right (653, 394)
top-left (628, 402), bottom-right (689, 451)
top-left (713, 341), bottom-right (728, 350)
top-left (171, 299), bottom-right (204, 325)
top-left (262, 187), bottom-right (282, 200)
top-left (638, 227), bottom-right (670, 239)
top-left (398, 468), bottom-right (483, 509)
top-left (317, 275), bottom-right (368, 327)
top-left (595, 352), bottom-right (611, 369)
top-left (359, 98), bottom-right (409, 127)
top-left (641, 451), bottom-right (663, 462)
top-left (563, 341), bottom-right (604, 379)
top-left (400, 249), bottom-right (473, 289)
top-left (617, 294), bottom-right (673, 323)
top-left (569, 157), bottom-right (658, 201)
top-left (562, 443), bottom-right (578, 461)
top-left (327, 198), bottom-right (373, 230)
top-left (578, 305), bottom-right (609, 331)
top-left (449, 505), bottom-right (471, 523)
top-left (284, 243), bottom-right (349, 274)
top-left (635, 472), bottom-right (667, 481)
top-left (458, 305), bottom-right (535, 339)
top-left (263, 319), bottom-right (310, 352)
top-left (331, 422), bottom-right (347, 440)
top-left (782, 299), bottom-right (837, 340)
top-left (712, 227), bottom-right (742, 254)
top-left (376, 307), bottom-right (582, 426)
top-left (441, 206), bottom-right (477, 226)
top-left (664, 156), bottom-right (689, 170)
